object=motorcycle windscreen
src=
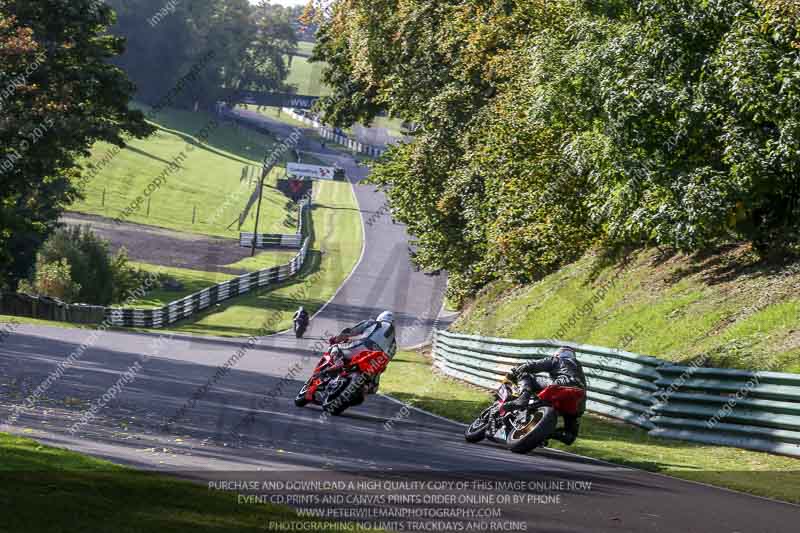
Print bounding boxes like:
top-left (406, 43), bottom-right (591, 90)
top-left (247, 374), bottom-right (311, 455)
top-left (537, 385), bottom-right (585, 416)
top-left (496, 385), bottom-right (510, 401)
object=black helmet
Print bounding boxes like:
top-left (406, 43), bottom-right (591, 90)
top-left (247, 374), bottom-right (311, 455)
top-left (556, 347), bottom-right (577, 360)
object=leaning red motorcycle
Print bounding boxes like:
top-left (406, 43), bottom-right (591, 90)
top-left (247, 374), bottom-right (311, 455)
top-left (465, 379), bottom-right (585, 454)
top-left (294, 338), bottom-right (390, 416)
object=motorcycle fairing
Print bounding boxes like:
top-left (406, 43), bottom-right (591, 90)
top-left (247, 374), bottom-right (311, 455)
top-left (536, 385), bottom-right (586, 416)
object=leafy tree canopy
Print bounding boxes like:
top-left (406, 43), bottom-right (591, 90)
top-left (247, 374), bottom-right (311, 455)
top-left (312, 0), bottom-right (800, 303)
top-left (105, 0), bottom-right (298, 108)
top-left (0, 0), bottom-right (152, 289)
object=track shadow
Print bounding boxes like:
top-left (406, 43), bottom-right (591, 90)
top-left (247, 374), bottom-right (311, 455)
top-left (123, 145), bottom-right (180, 166)
top-left (152, 124), bottom-right (255, 167)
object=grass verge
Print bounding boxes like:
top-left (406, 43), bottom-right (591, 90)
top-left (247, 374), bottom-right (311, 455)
top-left (0, 432), bottom-right (376, 533)
top-left (2, 149), bottom-right (362, 337)
top-left (147, 179), bottom-right (363, 337)
top-left (452, 246), bottom-right (800, 372)
top-left (243, 106), bottom-right (386, 164)
top-left (125, 251), bottom-right (299, 309)
top-left (380, 350), bottom-right (800, 503)
top-left (0, 315), bottom-right (88, 329)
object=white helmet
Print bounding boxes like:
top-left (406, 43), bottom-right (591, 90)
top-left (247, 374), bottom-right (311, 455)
top-left (377, 311), bottom-right (394, 324)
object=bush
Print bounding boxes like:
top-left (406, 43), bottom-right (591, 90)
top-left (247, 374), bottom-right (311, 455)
top-left (36, 226), bottom-right (115, 305)
top-left (109, 247), bottom-right (151, 303)
top-left (18, 258), bottom-right (82, 303)
top-left (22, 226), bottom-right (148, 306)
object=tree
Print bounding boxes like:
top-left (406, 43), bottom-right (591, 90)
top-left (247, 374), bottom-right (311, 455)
top-left (105, 0), bottom-right (298, 109)
top-left (0, 0), bottom-right (152, 290)
top-left (35, 226), bottom-right (115, 305)
top-left (20, 226), bottom-right (149, 305)
top-left (18, 258), bottom-right (82, 303)
top-left (313, 0), bottom-right (800, 304)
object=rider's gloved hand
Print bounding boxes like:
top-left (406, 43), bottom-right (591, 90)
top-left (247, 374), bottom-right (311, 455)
top-left (505, 368), bottom-right (518, 381)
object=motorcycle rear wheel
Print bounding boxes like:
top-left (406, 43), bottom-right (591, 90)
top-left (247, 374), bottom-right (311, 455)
top-left (465, 408), bottom-right (492, 443)
top-left (506, 406), bottom-right (557, 454)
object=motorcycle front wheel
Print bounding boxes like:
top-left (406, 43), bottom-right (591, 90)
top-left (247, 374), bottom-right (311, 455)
top-left (505, 406), bottom-right (557, 454)
top-left (294, 381), bottom-right (312, 407)
top-left (322, 377), bottom-right (352, 416)
top-left (465, 407), bottom-right (493, 443)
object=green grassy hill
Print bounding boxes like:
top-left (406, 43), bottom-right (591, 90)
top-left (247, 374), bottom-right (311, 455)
top-left (287, 53), bottom-right (330, 96)
top-left (452, 244), bottom-right (800, 373)
top-left (0, 103), bottom-right (367, 337)
top-left (294, 40), bottom-right (315, 57)
top-left (73, 105), bottom-right (293, 238)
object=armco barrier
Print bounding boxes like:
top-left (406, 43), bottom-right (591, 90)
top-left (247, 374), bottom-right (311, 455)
top-left (3, 202), bottom-right (313, 329)
top-left (107, 197), bottom-right (314, 327)
top-left (432, 330), bottom-right (800, 457)
top-left (240, 198), bottom-right (309, 250)
top-left (649, 366), bottom-right (800, 457)
top-left (105, 236), bottom-right (310, 328)
top-left (282, 108), bottom-right (388, 157)
top-left (239, 233), bottom-right (303, 249)
top-left (433, 330), bottom-right (661, 429)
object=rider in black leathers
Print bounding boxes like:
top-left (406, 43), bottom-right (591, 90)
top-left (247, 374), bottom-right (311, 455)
top-left (505, 347), bottom-right (587, 445)
top-left (293, 307), bottom-right (309, 328)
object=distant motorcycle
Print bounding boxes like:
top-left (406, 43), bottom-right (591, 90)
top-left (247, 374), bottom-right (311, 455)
top-left (465, 379), bottom-right (585, 454)
top-left (294, 339), bottom-right (390, 415)
top-left (293, 317), bottom-right (308, 338)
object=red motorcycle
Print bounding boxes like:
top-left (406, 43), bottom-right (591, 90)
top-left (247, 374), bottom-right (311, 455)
top-left (465, 379), bottom-right (586, 454)
top-left (294, 338), bottom-right (390, 416)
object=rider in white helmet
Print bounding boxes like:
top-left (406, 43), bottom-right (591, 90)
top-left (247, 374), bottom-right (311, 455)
top-left (329, 310), bottom-right (397, 393)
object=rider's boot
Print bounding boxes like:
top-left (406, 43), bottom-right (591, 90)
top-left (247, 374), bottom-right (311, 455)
top-left (506, 390), bottom-right (531, 411)
top-left (550, 429), bottom-right (576, 445)
top-left (365, 375), bottom-right (380, 395)
top-left (552, 417), bottom-right (580, 445)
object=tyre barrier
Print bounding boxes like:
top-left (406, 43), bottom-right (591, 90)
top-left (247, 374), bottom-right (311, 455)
top-left (432, 329), bottom-right (800, 457)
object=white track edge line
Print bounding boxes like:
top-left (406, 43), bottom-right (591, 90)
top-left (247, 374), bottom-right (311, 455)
top-left (262, 159), bottom-right (367, 338)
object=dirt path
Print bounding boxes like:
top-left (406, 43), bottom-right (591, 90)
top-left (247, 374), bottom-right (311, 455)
top-left (61, 212), bottom-right (256, 275)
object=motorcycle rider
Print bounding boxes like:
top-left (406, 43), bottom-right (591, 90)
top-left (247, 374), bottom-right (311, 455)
top-left (293, 306), bottom-right (309, 328)
top-left (328, 311), bottom-right (397, 393)
top-left (505, 347), bottom-right (587, 445)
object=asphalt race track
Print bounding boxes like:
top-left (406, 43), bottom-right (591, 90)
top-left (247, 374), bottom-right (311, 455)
top-left (1, 115), bottom-right (798, 532)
